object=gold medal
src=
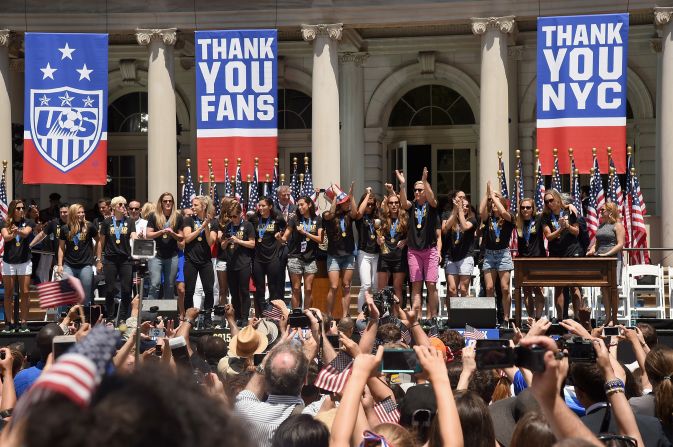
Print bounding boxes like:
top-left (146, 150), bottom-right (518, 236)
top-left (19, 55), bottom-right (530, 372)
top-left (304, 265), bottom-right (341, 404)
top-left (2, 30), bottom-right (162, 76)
top-left (416, 224), bottom-right (421, 229)
top-left (306, 237), bottom-right (310, 242)
top-left (496, 237), bottom-right (500, 243)
top-left (197, 236), bottom-right (202, 241)
top-left (74, 246), bottom-right (79, 251)
top-left (257, 237), bottom-right (262, 243)
top-left (115, 239), bottom-right (121, 244)
top-left (390, 238), bottom-right (396, 244)
top-left (341, 232), bottom-right (347, 237)
top-left (15, 241), bottom-right (20, 247)
top-left (163, 234), bottom-right (168, 239)
top-left (454, 239), bottom-right (460, 245)
top-left (370, 234), bottom-right (375, 240)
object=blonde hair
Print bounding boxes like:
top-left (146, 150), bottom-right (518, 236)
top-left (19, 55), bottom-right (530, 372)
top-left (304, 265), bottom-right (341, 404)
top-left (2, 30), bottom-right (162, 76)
top-left (110, 196), bottom-right (127, 208)
top-left (602, 202), bottom-right (620, 224)
top-left (515, 198), bottom-right (536, 234)
top-left (542, 189), bottom-right (567, 216)
top-left (153, 192), bottom-right (179, 230)
top-left (194, 195), bottom-right (214, 218)
top-left (141, 202), bottom-right (156, 220)
top-left (66, 204), bottom-right (87, 240)
top-left (373, 423), bottom-right (417, 447)
top-left (379, 194), bottom-right (409, 236)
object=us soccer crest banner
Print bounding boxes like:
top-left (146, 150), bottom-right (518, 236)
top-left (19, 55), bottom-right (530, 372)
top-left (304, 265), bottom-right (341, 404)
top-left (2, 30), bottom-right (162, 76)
top-left (195, 30), bottom-right (277, 180)
top-left (24, 33), bottom-right (108, 184)
top-left (537, 14), bottom-right (628, 174)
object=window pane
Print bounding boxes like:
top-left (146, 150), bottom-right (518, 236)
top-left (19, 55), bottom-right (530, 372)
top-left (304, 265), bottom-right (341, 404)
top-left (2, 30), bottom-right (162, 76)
top-left (278, 89), bottom-right (312, 129)
top-left (448, 97), bottom-right (476, 125)
top-left (120, 156), bottom-right (135, 176)
top-left (454, 149), bottom-right (471, 171)
top-left (389, 100), bottom-right (414, 127)
top-left (388, 84), bottom-right (476, 127)
top-left (430, 107), bottom-right (451, 125)
top-left (410, 108), bottom-right (432, 126)
top-left (456, 172), bottom-right (471, 195)
top-left (437, 150), bottom-right (453, 171)
top-left (402, 86), bottom-right (430, 112)
top-left (437, 172), bottom-right (453, 193)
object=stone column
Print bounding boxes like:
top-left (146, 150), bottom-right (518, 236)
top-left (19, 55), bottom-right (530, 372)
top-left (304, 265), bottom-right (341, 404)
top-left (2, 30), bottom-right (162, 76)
top-left (301, 23), bottom-right (342, 189)
top-left (651, 37), bottom-right (662, 218)
top-left (471, 16), bottom-right (516, 197)
top-left (655, 8), bottom-right (673, 264)
top-left (339, 52), bottom-right (367, 190)
top-left (0, 30), bottom-right (12, 199)
top-left (136, 28), bottom-right (177, 202)
top-left (508, 45), bottom-right (523, 179)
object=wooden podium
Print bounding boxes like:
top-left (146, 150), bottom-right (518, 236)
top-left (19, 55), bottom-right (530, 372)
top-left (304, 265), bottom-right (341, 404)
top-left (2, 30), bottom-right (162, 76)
top-left (311, 259), bottom-right (345, 319)
top-left (512, 257), bottom-right (618, 326)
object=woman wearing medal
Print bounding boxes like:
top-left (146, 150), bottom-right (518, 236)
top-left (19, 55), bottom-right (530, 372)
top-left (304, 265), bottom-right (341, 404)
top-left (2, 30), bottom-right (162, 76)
top-left (515, 198), bottom-right (545, 319)
top-left (354, 188), bottom-right (380, 311)
top-left (442, 190), bottom-right (477, 299)
top-left (249, 197), bottom-right (286, 316)
top-left (399, 168), bottom-right (441, 319)
top-left (479, 181), bottom-right (515, 324)
top-left (182, 195), bottom-right (218, 326)
top-left (214, 197), bottom-right (237, 308)
top-left (323, 183), bottom-right (358, 317)
top-left (542, 189), bottom-right (583, 319)
top-left (281, 196), bottom-right (322, 309)
top-left (376, 183), bottom-right (409, 303)
top-left (219, 201), bottom-right (255, 324)
top-left (146, 192), bottom-right (184, 300)
top-left (56, 204), bottom-right (98, 304)
top-left (1, 200), bottom-right (35, 333)
top-left (96, 196), bottom-right (137, 323)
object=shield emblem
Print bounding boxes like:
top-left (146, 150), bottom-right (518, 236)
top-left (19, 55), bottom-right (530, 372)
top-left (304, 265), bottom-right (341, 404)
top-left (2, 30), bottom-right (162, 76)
top-left (30, 86), bottom-right (104, 173)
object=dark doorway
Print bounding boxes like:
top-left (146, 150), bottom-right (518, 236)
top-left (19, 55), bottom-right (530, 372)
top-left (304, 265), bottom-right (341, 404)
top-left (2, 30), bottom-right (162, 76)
top-left (405, 145), bottom-right (432, 199)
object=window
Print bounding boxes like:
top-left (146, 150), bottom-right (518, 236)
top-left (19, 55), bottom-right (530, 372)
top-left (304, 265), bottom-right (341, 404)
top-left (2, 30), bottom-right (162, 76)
top-left (104, 155), bottom-right (136, 199)
top-left (436, 148), bottom-right (472, 201)
top-left (108, 92), bottom-right (148, 133)
top-left (388, 85), bottom-right (475, 127)
top-left (278, 89), bottom-right (312, 129)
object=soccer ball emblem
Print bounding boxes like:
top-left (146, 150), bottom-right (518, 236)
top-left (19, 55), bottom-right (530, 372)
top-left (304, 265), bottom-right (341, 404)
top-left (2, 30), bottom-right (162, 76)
top-left (57, 109), bottom-right (84, 134)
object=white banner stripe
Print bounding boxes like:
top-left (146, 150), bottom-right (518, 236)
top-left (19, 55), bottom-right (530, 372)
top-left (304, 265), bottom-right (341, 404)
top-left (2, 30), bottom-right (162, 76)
top-left (25, 131), bottom-right (107, 140)
top-left (537, 117), bottom-right (626, 128)
top-left (196, 128), bottom-right (278, 138)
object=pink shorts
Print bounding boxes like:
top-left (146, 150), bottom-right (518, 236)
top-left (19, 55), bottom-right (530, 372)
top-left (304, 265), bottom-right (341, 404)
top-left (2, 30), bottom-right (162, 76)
top-left (407, 247), bottom-right (439, 283)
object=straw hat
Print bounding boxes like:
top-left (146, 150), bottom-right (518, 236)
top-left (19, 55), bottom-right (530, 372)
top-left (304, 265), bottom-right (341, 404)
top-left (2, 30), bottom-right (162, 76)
top-left (256, 319), bottom-right (279, 345)
top-left (217, 355), bottom-right (247, 379)
top-left (228, 325), bottom-right (269, 358)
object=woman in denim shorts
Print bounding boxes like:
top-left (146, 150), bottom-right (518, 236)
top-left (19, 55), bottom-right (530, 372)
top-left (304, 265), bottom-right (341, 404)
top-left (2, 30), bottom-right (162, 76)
top-left (441, 190), bottom-right (477, 298)
top-left (281, 196), bottom-right (323, 309)
top-left (478, 181), bottom-right (514, 323)
top-left (322, 183), bottom-right (358, 317)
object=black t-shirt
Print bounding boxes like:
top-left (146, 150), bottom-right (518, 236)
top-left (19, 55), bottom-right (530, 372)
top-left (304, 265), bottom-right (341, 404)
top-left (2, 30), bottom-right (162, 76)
top-left (481, 217), bottom-right (515, 250)
top-left (100, 217), bottom-right (136, 261)
top-left (322, 212), bottom-right (355, 257)
top-left (183, 216), bottom-right (217, 265)
top-left (379, 217), bottom-right (407, 262)
top-left (249, 214), bottom-right (285, 264)
top-left (220, 221), bottom-right (255, 270)
top-left (60, 222), bottom-right (98, 267)
top-left (43, 218), bottom-right (67, 254)
top-left (407, 201), bottom-right (440, 250)
top-left (442, 214), bottom-right (478, 261)
top-left (2, 219), bottom-right (35, 264)
top-left (355, 215), bottom-right (380, 254)
top-left (287, 215), bottom-right (322, 262)
top-left (516, 216), bottom-right (545, 257)
top-left (542, 210), bottom-right (582, 257)
top-left (146, 212), bottom-right (184, 259)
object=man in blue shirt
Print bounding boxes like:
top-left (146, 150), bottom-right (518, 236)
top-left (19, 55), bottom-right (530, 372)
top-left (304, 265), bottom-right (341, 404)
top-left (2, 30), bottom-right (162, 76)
top-left (14, 323), bottom-right (63, 397)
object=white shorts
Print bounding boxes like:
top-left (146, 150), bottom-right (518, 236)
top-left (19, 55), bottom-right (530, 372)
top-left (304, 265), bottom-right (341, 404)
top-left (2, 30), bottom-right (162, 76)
top-left (2, 260), bottom-right (33, 276)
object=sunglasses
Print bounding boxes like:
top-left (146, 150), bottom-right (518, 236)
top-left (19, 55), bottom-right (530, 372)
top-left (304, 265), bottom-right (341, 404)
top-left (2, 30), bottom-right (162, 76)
top-left (388, 201), bottom-right (400, 205)
top-left (129, 207), bottom-right (140, 211)
top-left (15, 206), bottom-right (25, 210)
top-left (544, 199), bottom-right (554, 204)
top-left (521, 206), bottom-right (532, 210)
top-left (229, 214), bottom-right (240, 218)
top-left (414, 189), bottom-right (424, 192)
top-left (162, 199), bottom-right (173, 203)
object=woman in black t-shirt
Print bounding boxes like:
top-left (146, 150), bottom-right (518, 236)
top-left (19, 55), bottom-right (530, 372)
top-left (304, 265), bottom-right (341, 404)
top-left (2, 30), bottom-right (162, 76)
top-left (479, 181), bottom-right (515, 323)
top-left (250, 197), bottom-right (285, 316)
top-left (515, 198), bottom-right (545, 319)
top-left (1, 200), bottom-right (35, 333)
top-left (218, 201), bottom-right (255, 322)
top-left (542, 189), bottom-right (583, 319)
top-left (442, 190), bottom-right (477, 298)
top-left (322, 183), bottom-right (358, 317)
top-left (214, 197), bottom-right (237, 308)
top-left (355, 188), bottom-right (380, 312)
top-left (376, 183), bottom-right (409, 304)
top-left (183, 196), bottom-right (218, 324)
top-left (145, 192), bottom-right (184, 300)
top-left (96, 196), bottom-right (137, 322)
top-left (281, 196), bottom-right (323, 309)
top-left (57, 204), bottom-right (98, 304)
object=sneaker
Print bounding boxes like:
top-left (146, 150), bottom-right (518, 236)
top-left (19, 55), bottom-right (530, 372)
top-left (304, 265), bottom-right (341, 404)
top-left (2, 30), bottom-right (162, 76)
top-left (0, 325), bottom-right (13, 334)
top-left (19, 324), bottom-right (30, 333)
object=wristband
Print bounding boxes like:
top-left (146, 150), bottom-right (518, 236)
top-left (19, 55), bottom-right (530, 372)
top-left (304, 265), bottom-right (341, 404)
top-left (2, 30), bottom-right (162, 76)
top-left (604, 378), bottom-right (625, 392)
top-left (606, 387), bottom-right (625, 396)
top-left (185, 318), bottom-right (196, 326)
top-left (410, 323), bottom-right (420, 328)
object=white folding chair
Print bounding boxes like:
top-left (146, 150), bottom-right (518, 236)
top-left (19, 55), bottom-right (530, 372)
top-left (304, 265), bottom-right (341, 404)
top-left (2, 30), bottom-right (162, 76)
top-left (627, 264), bottom-right (665, 319)
top-left (436, 268), bottom-right (447, 317)
top-left (469, 266), bottom-right (481, 297)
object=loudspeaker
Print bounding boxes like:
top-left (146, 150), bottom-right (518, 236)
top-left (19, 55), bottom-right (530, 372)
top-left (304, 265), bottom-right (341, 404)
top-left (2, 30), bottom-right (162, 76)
top-left (142, 299), bottom-right (179, 321)
top-left (447, 297), bottom-right (497, 328)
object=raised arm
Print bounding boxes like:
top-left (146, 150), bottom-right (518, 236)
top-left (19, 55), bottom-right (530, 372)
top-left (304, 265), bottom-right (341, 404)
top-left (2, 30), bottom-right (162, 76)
top-left (355, 187), bottom-right (372, 219)
top-left (421, 167), bottom-right (437, 208)
top-left (396, 170), bottom-right (411, 210)
top-left (479, 181), bottom-right (491, 222)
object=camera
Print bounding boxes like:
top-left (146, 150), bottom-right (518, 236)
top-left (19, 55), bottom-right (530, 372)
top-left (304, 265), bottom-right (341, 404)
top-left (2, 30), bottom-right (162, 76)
top-left (288, 308), bottom-right (311, 328)
top-left (565, 336), bottom-right (596, 363)
top-left (213, 306), bottom-right (226, 317)
top-left (476, 339), bottom-right (546, 373)
top-left (362, 287), bottom-right (397, 318)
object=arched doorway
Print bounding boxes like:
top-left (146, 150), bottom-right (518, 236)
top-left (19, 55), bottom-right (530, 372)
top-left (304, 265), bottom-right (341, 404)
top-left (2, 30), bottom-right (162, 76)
top-left (278, 87), bottom-right (312, 179)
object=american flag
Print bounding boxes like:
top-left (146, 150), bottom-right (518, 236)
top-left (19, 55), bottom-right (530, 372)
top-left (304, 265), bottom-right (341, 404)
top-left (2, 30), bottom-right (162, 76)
top-left (534, 157), bottom-right (546, 213)
top-left (374, 397), bottom-right (401, 424)
top-left (314, 351), bottom-right (353, 393)
top-left (271, 162), bottom-right (279, 208)
top-left (592, 155), bottom-right (606, 212)
top-left (585, 175), bottom-right (599, 244)
top-left (624, 155), bottom-right (634, 251)
top-left (630, 170), bottom-right (650, 265)
top-left (249, 165), bottom-right (260, 209)
top-left (224, 163), bottom-right (232, 197)
top-left (302, 161), bottom-right (317, 202)
top-left (426, 325), bottom-right (439, 339)
top-left (16, 325), bottom-right (119, 410)
top-left (570, 158), bottom-right (583, 217)
top-left (464, 324), bottom-right (485, 341)
top-left (633, 169), bottom-right (647, 216)
top-left (197, 179), bottom-right (204, 197)
top-left (552, 156), bottom-right (562, 192)
top-left (262, 303), bottom-right (283, 321)
top-left (510, 157), bottom-right (524, 215)
top-left (181, 165), bottom-right (196, 210)
top-left (235, 164), bottom-right (246, 212)
top-left (608, 157), bottom-right (623, 208)
top-left (290, 162), bottom-right (300, 204)
top-left (0, 165), bottom-right (8, 263)
top-left (498, 158), bottom-right (509, 200)
top-left (212, 183), bottom-right (221, 215)
top-left (37, 277), bottom-right (85, 309)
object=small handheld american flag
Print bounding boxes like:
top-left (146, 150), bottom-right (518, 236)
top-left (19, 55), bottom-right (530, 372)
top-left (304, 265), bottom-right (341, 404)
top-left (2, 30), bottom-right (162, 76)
top-left (374, 396), bottom-right (401, 424)
top-left (464, 324), bottom-right (485, 341)
top-left (314, 351), bottom-right (353, 393)
top-left (37, 276), bottom-right (85, 309)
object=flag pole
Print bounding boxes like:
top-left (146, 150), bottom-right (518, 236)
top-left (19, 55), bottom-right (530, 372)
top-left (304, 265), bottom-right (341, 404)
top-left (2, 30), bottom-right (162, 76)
top-left (569, 147), bottom-right (575, 198)
top-left (280, 173), bottom-right (285, 185)
top-left (299, 173), bottom-right (305, 193)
